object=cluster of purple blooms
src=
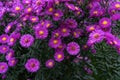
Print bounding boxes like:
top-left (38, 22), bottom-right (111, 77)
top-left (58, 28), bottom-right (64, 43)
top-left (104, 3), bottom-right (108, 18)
top-left (0, 0), bottom-right (120, 77)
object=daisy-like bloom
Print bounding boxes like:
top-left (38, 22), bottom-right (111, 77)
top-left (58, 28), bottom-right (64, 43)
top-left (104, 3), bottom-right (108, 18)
top-left (8, 57), bottom-right (18, 67)
top-left (35, 27), bottom-right (48, 39)
top-left (60, 27), bottom-right (70, 37)
top-left (24, 7), bottom-right (33, 13)
top-left (20, 34), bottom-right (34, 48)
top-left (5, 23), bottom-right (13, 33)
top-left (7, 33), bottom-right (19, 46)
top-left (44, 20), bottom-right (53, 29)
top-left (54, 51), bottom-right (64, 62)
top-left (87, 1), bottom-right (100, 9)
top-left (29, 16), bottom-right (39, 23)
top-left (111, 13), bottom-right (120, 21)
top-left (0, 45), bottom-right (9, 54)
top-left (51, 29), bottom-right (61, 38)
top-left (32, 0), bottom-right (45, 7)
top-left (12, 3), bottom-right (23, 13)
top-left (5, 49), bottom-right (14, 61)
top-left (108, 7), bottom-right (117, 15)
top-left (53, 10), bottom-right (63, 21)
top-left (89, 30), bottom-right (104, 43)
top-left (55, 43), bottom-right (66, 52)
top-left (104, 32), bottom-right (115, 45)
top-left (0, 34), bottom-right (9, 44)
top-left (0, 62), bottom-right (8, 74)
top-left (65, 3), bottom-right (76, 11)
top-left (45, 6), bottom-right (54, 15)
top-left (111, 2), bottom-right (120, 10)
top-left (22, 0), bottom-right (31, 5)
top-left (89, 8), bottom-right (105, 17)
top-left (72, 29), bottom-right (83, 38)
top-left (65, 18), bottom-right (78, 29)
top-left (49, 38), bottom-right (61, 48)
top-left (21, 14), bottom-right (30, 22)
top-left (99, 18), bottom-right (111, 28)
top-left (86, 25), bottom-right (96, 32)
top-left (66, 42), bottom-right (80, 55)
top-left (45, 59), bottom-right (55, 68)
top-left (25, 58), bottom-right (40, 72)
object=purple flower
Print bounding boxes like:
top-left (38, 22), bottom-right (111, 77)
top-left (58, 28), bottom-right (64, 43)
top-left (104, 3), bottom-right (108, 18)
top-left (72, 29), bottom-right (83, 38)
top-left (89, 30), bottom-right (104, 43)
top-left (12, 3), bottom-right (23, 13)
top-left (5, 49), bottom-right (14, 61)
top-left (20, 34), bottom-right (34, 48)
top-left (65, 3), bottom-right (76, 11)
top-left (0, 62), bottom-right (8, 74)
top-left (51, 29), bottom-right (61, 38)
top-left (66, 42), bottom-right (80, 55)
top-left (49, 38), bottom-right (61, 48)
top-left (5, 23), bottom-right (13, 33)
top-left (44, 20), bottom-right (53, 29)
top-left (45, 6), bottom-right (54, 15)
top-left (111, 2), bottom-right (120, 10)
top-left (99, 18), bottom-right (111, 28)
top-left (29, 16), bottom-right (39, 23)
top-left (89, 8), bottom-right (105, 17)
top-left (54, 51), bottom-right (64, 62)
top-left (25, 58), bottom-right (40, 72)
top-left (22, 0), bottom-right (32, 5)
top-left (0, 45), bottom-right (9, 54)
top-left (35, 27), bottom-right (48, 39)
top-left (55, 43), bottom-right (66, 52)
top-left (59, 27), bottom-right (70, 37)
top-left (86, 25), bottom-right (96, 32)
top-left (111, 13), bottom-right (120, 21)
top-left (65, 18), bottom-right (78, 29)
top-left (45, 59), bottom-right (55, 68)
top-left (0, 34), bottom-right (9, 44)
top-left (53, 10), bottom-right (63, 21)
top-left (8, 57), bottom-right (18, 67)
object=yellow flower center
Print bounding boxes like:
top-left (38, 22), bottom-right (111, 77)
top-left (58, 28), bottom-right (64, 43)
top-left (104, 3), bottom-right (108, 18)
top-left (54, 13), bottom-right (59, 17)
top-left (53, 40), bottom-right (58, 44)
top-left (77, 11), bottom-right (80, 15)
top-left (73, 32), bottom-right (77, 36)
top-left (93, 11), bottom-right (98, 14)
top-left (2, 37), bottom-right (7, 41)
top-left (102, 21), bottom-right (108, 25)
top-left (15, 7), bottom-right (20, 11)
top-left (2, 47), bottom-right (6, 51)
top-left (49, 8), bottom-right (53, 12)
top-left (46, 23), bottom-right (51, 28)
top-left (48, 62), bottom-right (53, 66)
top-left (0, 66), bottom-right (5, 70)
top-left (58, 54), bottom-right (62, 59)
top-left (89, 27), bottom-right (95, 31)
top-left (115, 4), bottom-right (120, 8)
top-left (94, 33), bottom-right (100, 39)
top-left (62, 28), bottom-right (67, 33)
top-left (27, 8), bottom-right (32, 12)
top-left (31, 18), bottom-right (36, 21)
top-left (10, 38), bottom-right (14, 42)
top-left (41, 22), bottom-right (45, 26)
top-left (55, 33), bottom-right (59, 37)
top-left (39, 31), bottom-right (44, 35)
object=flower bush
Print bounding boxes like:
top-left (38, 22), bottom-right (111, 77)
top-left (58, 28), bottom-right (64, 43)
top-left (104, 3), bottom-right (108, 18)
top-left (0, 0), bottom-right (120, 80)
